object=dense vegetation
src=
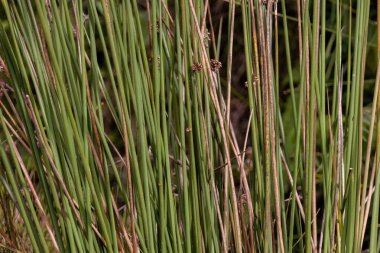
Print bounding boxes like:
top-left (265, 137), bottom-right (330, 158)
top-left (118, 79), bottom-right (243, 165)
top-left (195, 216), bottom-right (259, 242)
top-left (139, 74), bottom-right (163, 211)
top-left (0, 0), bottom-right (379, 252)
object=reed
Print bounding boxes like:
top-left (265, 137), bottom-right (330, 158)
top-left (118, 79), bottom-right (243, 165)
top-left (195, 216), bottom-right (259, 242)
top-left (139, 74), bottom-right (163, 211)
top-left (0, 0), bottom-right (379, 252)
